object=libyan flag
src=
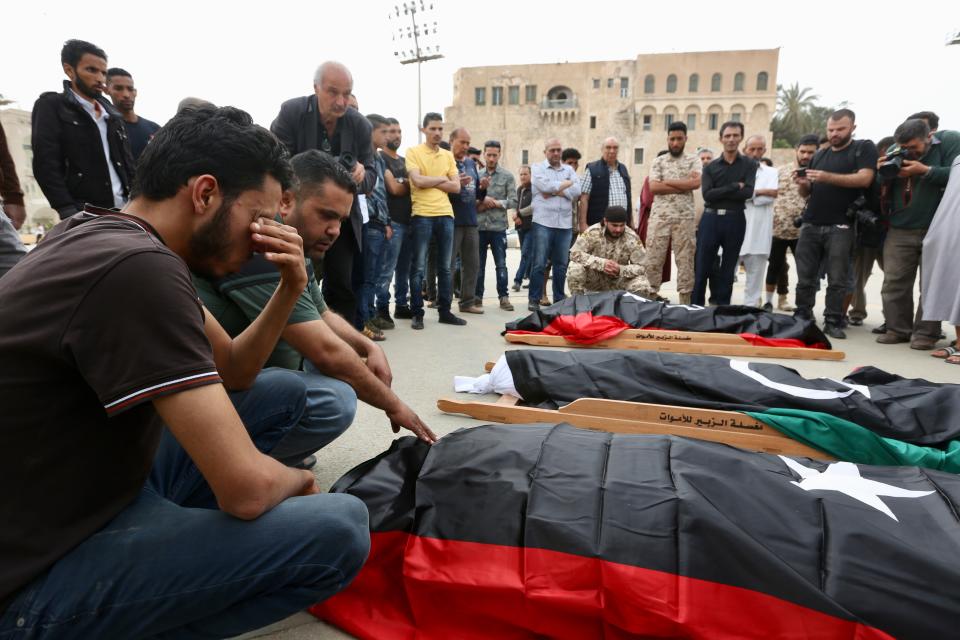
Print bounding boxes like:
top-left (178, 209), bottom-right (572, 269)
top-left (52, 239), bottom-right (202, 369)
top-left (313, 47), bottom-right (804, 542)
top-left (311, 424), bottom-right (960, 639)
top-left (504, 291), bottom-right (831, 348)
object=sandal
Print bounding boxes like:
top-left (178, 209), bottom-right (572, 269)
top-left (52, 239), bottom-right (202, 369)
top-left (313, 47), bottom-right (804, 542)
top-left (932, 345), bottom-right (959, 359)
top-left (946, 354), bottom-right (960, 365)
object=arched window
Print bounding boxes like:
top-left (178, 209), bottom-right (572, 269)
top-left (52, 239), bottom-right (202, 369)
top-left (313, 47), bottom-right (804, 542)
top-left (644, 74), bottom-right (655, 94)
top-left (666, 74), bottom-right (677, 93)
top-left (756, 71), bottom-right (769, 91)
top-left (545, 85), bottom-right (575, 107)
top-left (711, 73), bottom-right (722, 92)
top-left (734, 72), bottom-right (745, 92)
top-left (688, 73), bottom-right (699, 93)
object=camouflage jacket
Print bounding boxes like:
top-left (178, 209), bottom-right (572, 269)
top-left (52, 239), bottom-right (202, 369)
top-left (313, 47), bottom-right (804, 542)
top-left (649, 152), bottom-right (699, 221)
top-left (569, 223), bottom-right (647, 279)
top-left (477, 166), bottom-right (517, 232)
top-left (773, 163), bottom-right (806, 240)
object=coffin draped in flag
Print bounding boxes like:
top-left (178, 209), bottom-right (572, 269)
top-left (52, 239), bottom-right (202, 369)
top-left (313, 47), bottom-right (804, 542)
top-left (504, 291), bottom-right (831, 348)
top-left (505, 349), bottom-right (960, 448)
top-left (311, 424), bottom-right (960, 639)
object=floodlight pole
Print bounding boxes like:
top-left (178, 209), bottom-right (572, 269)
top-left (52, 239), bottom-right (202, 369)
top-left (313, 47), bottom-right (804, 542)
top-left (393, 2), bottom-right (443, 141)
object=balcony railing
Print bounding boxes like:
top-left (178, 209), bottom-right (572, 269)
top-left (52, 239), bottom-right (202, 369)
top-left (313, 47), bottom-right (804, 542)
top-left (540, 97), bottom-right (578, 109)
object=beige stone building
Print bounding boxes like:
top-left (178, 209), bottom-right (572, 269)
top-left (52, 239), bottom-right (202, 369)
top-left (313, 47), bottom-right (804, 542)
top-left (0, 108), bottom-right (57, 229)
top-left (444, 48), bottom-right (779, 207)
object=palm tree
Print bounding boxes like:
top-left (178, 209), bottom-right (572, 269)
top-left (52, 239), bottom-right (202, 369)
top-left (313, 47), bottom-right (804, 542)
top-left (772, 83), bottom-right (819, 147)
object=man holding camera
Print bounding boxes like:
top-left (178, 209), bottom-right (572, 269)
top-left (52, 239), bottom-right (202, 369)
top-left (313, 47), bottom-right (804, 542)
top-left (793, 109), bottom-right (878, 339)
top-left (271, 61), bottom-right (376, 325)
top-left (876, 118), bottom-right (960, 349)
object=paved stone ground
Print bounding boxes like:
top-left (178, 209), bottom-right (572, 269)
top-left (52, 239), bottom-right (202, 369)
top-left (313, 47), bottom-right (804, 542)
top-left (239, 238), bottom-right (955, 639)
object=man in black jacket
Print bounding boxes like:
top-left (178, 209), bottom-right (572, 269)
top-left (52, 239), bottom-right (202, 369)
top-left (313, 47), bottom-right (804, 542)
top-left (271, 61), bottom-right (376, 325)
top-left (32, 39), bottom-right (135, 220)
top-left (577, 137), bottom-right (632, 233)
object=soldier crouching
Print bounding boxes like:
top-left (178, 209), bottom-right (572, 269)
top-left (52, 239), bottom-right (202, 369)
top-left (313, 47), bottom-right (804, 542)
top-left (568, 206), bottom-right (654, 297)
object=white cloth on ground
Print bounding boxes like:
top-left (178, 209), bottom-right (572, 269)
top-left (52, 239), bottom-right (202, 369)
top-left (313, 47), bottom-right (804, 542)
top-left (453, 354), bottom-right (522, 398)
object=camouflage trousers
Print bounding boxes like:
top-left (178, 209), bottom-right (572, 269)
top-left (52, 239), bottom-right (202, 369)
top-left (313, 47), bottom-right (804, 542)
top-left (567, 263), bottom-right (654, 297)
top-left (644, 216), bottom-right (696, 295)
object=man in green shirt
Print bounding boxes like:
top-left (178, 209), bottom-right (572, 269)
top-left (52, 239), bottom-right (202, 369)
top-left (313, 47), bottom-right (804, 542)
top-left (876, 119), bottom-right (960, 350)
top-left (194, 150), bottom-right (436, 459)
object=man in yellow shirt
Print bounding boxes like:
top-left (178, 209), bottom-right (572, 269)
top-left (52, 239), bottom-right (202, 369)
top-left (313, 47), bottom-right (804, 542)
top-left (405, 112), bottom-right (466, 329)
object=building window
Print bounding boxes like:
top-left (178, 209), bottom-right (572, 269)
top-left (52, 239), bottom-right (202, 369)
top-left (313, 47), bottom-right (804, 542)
top-left (734, 73), bottom-right (745, 92)
top-left (634, 148), bottom-right (644, 164)
top-left (508, 86), bottom-right (520, 105)
top-left (711, 73), bottom-right (722, 92)
top-left (642, 114), bottom-right (652, 131)
top-left (607, 78), bottom-right (614, 88)
top-left (666, 74), bottom-right (677, 93)
top-left (525, 85), bottom-right (537, 103)
top-left (664, 113), bottom-right (674, 130)
top-left (756, 72), bottom-right (769, 91)
top-left (475, 87), bottom-right (486, 106)
top-left (644, 74), bottom-right (655, 94)
top-left (686, 113), bottom-right (696, 131)
top-left (731, 112), bottom-right (742, 123)
top-left (620, 77), bottom-right (629, 98)
top-left (593, 78), bottom-right (600, 89)
top-left (689, 74), bottom-right (699, 92)
top-left (590, 115), bottom-right (597, 129)
top-left (522, 149), bottom-right (529, 164)
top-left (708, 113), bottom-right (719, 130)
top-left (491, 86), bottom-right (503, 106)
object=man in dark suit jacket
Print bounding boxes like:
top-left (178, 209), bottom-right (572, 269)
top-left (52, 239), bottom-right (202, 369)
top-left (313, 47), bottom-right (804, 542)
top-left (271, 62), bottom-right (376, 325)
top-left (32, 39), bottom-right (135, 220)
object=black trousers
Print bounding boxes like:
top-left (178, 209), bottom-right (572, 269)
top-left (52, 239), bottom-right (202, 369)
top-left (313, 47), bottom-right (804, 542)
top-left (693, 209), bottom-right (746, 306)
top-left (794, 224), bottom-right (853, 326)
top-left (321, 220), bottom-right (360, 325)
top-left (765, 237), bottom-right (798, 294)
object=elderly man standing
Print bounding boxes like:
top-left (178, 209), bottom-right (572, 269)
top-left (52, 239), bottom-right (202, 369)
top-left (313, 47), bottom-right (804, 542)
top-left (477, 140), bottom-right (517, 311)
top-left (528, 138), bottom-right (581, 311)
top-left (271, 61), bottom-right (376, 325)
top-left (644, 122), bottom-right (701, 304)
top-left (568, 206), bottom-right (653, 296)
top-left (738, 135), bottom-right (779, 307)
top-left (578, 137), bottom-right (632, 233)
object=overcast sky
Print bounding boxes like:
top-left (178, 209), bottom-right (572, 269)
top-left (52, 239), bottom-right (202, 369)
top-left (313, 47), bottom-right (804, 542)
top-left (3, 0), bottom-right (959, 153)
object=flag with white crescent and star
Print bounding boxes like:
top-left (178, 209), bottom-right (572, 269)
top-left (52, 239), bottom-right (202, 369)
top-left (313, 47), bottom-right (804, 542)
top-left (311, 424), bottom-right (960, 639)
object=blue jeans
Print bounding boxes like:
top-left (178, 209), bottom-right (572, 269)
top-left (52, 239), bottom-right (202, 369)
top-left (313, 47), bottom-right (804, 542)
top-left (374, 222), bottom-right (406, 312)
top-left (393, 222), bottom-right (415, 308)
top-left (693, 210), bottom-right (746, 306)
top-left (410, 215), bottom-right (454, 316)
top-left (476, 230), bottom-right (509, 299)
top-left (0, 369), bottom-right (367, 640)
top-left (515, 227), bottom-right (532, 285)
top-left (361, 224), bottom-right (389, 323)
top-left (528, 223), bottom-right (572, 304)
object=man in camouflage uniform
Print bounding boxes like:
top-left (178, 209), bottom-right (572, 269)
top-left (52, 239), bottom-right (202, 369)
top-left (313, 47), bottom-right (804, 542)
top-left (763, 134), bottom-right (818, 311)
top-left (568, 206), bottom-right (653, 296)
top-left (644, 122), bottom-right (701, 304)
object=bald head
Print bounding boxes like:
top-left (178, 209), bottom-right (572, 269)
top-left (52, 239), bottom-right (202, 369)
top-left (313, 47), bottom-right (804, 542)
top-left (544, 138), bottom-right (563, 167)
top-left (450, 127), bottom-right (471, 160)
top-left (313, 61), bottom-right (353, 122)
top-left (743, 135), bottom-right (766, 160)
top-left (602, 137), bottom-right (620, 166)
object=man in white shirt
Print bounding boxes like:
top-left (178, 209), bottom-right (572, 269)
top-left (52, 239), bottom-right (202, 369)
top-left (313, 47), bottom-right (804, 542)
top-left (31, 40), bottom-right (135, 219)
top-left (738, 136), bottom-right (778, 307)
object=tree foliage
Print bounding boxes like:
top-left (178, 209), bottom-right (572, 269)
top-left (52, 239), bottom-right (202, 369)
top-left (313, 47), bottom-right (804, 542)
top-left (771, 83), bottom-right (840, 148)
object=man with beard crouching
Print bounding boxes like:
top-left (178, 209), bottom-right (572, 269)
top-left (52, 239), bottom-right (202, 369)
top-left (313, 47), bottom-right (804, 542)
top-left (0, 107), bottom-right (370, 639)
top-left (567, 205), bottom-right (653, 296)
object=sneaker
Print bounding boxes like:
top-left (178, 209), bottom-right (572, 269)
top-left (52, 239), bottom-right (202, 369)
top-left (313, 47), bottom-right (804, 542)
top-left (460, 305), bottom-right (484, 314)
top-left (411, 316), bottom-right (424, 330)
top-left (438, 311), bottom-right (467, 326)
top-left (363, 321), bottom-right (386, 341)
top-left (823, 324), bottom-right (846, 339)
top-left (527, 302), bottom-right (540, 312)
top-left (762, 302), bottom-right (773, 312)
top-left (394, 305), bottom-right (413, 319)
top-left (871, 323), bottom-right (887, 335)
top-left (522, 283), bottom-right (529, 289)
top-left (512, 282), bottom-right (521, 292)
top-left (876, 331), bottom-right (909, 344)
top-left (777, 294), bottom-right (794, 312)
top-left (375, 308), bottom-right (395, 330)
top-left (500, 296), bottom-right (515, 311)
top-left (910, 336), bottom-right (938, 351)
top-left (848, 317), bottom-right (864, 327)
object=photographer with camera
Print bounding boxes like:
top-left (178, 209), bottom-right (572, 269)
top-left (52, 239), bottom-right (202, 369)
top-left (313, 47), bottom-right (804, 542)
top-left (792, 109), bottom-right (878, 339)
top-left (875, 118), bottom-right (960, 349)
